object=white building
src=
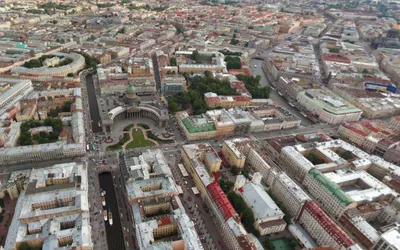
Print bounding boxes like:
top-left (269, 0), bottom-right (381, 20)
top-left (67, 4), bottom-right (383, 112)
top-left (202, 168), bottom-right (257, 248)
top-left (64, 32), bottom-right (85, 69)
top-left (268, 172), bottom-right (311, 219)
top-left (296, 88), bottom-right (362, 124)
top-left (235, 177), bottom-right (286, 235)
top-left (122, 149), bottom-right (203, 250)
top-left (4, 162), bottom-right (92, 250)
top-left (0, 88), bottom-right (85, 165)
top-left (372, 223), bottom-right (400, 250)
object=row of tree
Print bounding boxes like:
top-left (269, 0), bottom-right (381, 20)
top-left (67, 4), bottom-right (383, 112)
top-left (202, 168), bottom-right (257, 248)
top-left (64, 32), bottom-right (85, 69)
top-left (225, 56), bottom-right (242, 70)
top-left (23, 55), bottom-right (57, 69)
top-left (227, 191), bottom-right (256, 234)
top-left (167, 72), bottom-right (237, 114)
top-left (18, 118), bottom-right (63, 146)
top-left (48, 101), bottom-right (72, 118)
top-left (236, 74), bottom-right (271, 98)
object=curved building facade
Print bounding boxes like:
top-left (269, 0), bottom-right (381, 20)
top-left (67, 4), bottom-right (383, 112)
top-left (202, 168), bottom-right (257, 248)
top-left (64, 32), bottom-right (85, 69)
top-left (11, 52), bottom-right (85, 77)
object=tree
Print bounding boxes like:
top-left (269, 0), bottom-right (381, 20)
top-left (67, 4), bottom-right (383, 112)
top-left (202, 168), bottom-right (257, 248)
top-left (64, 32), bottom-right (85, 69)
top-left (263, 238), bottom-right (275, 250)
top-left (191, 50), bottom-right (200, 61)
top-left (231, 165), bottom-right (239, 175)
top-left (168, 100), bottom-right (180, 112)
top-left (242, 208), bottom-right (255, 233)
top-left (204, 70), bottom-right (212, 79)
top-left (340, 150), bottom-right (352, 160)
top-left (67, 73), bottom-right (74, 77)
top-left (219, 179), bottom-right (234, 193)
top-left (225, 56), bottom-right (242, 70)
top-left (117, 27), bottom-right (126, 34)
top-left (236, 74), bottom-right (270, 98)
top-left (170, 57), bottom-right (177, 66)
top-left (62, 101), bottom-right (72, 112)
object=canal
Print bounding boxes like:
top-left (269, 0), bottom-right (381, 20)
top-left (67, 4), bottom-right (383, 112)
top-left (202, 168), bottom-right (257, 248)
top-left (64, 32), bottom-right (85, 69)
top-left (99, 172), bottom-right (125, 250)
top-left (85, 74), bottom-right (103, 133)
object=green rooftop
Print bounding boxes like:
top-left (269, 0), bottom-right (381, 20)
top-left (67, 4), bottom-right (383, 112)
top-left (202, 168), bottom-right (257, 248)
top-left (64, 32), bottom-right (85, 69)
top-left (182, 117), bottom-right (216, 134)
top-left (308, 168), bottom-right (353, 206)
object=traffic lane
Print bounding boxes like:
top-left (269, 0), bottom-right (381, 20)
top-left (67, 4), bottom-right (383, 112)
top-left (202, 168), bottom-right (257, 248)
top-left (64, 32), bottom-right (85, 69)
top-left (179, 169), bottom-right (226, 249)
top-left (250, 59), bottom-right (314, 126)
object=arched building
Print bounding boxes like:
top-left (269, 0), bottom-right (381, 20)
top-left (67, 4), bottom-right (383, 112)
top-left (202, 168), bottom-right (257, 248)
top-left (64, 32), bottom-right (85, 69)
top-left (101, 84), bottom-right (169, 132)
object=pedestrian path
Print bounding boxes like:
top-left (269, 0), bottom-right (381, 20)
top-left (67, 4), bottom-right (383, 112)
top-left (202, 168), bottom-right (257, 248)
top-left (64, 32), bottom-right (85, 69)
top-left (121, 124), bottom-right (159, 149)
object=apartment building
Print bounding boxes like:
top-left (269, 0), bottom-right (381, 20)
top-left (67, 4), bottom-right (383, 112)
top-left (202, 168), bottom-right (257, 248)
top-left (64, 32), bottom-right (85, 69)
top-left (206, 182), bottom-right (263, 250)
top-left (4, 162), bottom-right (92, 250)
top-left (121, 149), bottom-right (203, 250)
top-left (389, 116), bottom-right (400, 131)
top-left (303, 169), bottom-right (356, 219)
top-left (181, 144), bottom-right (220, 197)
top-left (268, 172), bottom-right (311, 219)
top-left (276, 77), bottom-right (321, 102)
top-left (298, 201), bottom-right (356, 250)
top-left (338, 120), bottom-right (399, 155)
top-left (0, 88), bottom-right (86, 165)
top-left (221, 138), bottom-right (249, 169)
top-left (176, 111), bottom-right (217, 141)
top-left (161, 76), bottom-right (186, 94)
top-left (11, 53), bottom-right (85, 77)
top-left (178, 64), bottom-right (225, 73)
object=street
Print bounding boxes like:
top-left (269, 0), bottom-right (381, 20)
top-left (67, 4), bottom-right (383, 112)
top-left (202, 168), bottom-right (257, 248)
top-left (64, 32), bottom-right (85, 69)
top-left (166, 154), bottom-right (226, 250)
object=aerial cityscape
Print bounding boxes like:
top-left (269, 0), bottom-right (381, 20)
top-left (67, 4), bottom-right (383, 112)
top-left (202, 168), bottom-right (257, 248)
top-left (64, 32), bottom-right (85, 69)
top-left (1, 0), bottom-right (400, 250)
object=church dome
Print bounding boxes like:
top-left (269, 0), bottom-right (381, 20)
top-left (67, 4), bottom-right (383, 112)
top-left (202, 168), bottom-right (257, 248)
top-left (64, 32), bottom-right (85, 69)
top-left (126, 84), bottom-right (136, 94)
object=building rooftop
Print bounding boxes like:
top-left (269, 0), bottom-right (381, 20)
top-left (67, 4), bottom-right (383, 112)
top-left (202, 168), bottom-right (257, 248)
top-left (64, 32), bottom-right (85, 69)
top-left (181, 117), bottom-right (216, 133)
top-left (302, 201), bottom-right (355, 248)
top-left (276, 172), bottom-right (310, 202)
top-left (288, 224), bottom-right (318, 249)
top-left (207, 182), bottom-right (238, 221)
top-left (308, 168), bottom-right (353, 206)
top-left (325, 169), bottom-right (397, 203)
top-left (299, 88), bottom-right (362, 115)
top-left (4, 162), bottom-right (91, 250)
top-left (239, 182), bottom-right (284, 219)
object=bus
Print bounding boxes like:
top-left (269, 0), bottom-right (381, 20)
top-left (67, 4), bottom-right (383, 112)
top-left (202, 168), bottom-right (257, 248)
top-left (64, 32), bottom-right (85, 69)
top-left (178, 164), bottom-right (189, 177)
top-left (86, 144), bottom-right (90, 151)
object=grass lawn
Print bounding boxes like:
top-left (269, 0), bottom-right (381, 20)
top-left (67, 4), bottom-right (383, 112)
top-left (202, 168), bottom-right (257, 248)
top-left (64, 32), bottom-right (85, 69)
top-left (107, 133), bottom-right (130, 151)
top-left (271, 239), bottom-right (292, 250)
top-left (147, 131), bottom-right (174, 144)
top-left (137, 123), bottom-right (150, 129)
top-left (126, 129), bottom-right (155, 149)
top-left (123, 124), bottom-right (135, 131)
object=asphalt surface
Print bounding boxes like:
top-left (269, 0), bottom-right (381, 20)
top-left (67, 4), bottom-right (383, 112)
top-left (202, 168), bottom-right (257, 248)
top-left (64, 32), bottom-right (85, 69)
top-left (166, 154), bottom-right (225, 250)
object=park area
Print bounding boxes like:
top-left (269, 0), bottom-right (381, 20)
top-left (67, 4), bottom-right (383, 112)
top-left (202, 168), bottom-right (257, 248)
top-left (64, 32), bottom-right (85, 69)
top-left (126, 129), bottom-right (155, 149)
top-left (106, 124), bottom-right (161, 151)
